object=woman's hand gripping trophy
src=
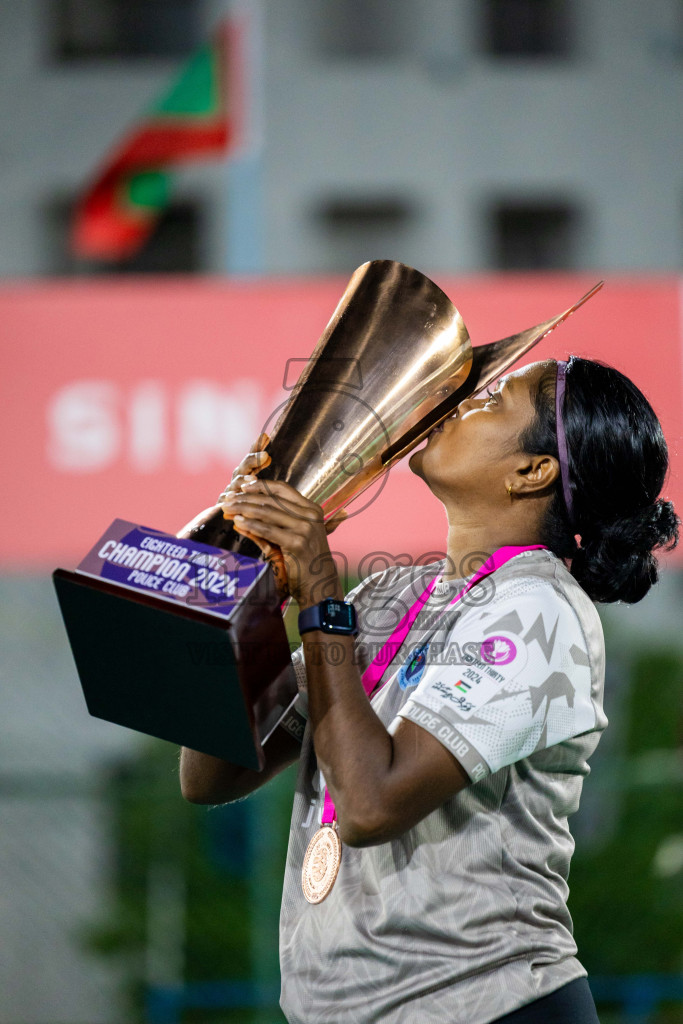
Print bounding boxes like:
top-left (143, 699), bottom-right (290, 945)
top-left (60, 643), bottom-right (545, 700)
top-left (218, 433), bottom-right (348, 606)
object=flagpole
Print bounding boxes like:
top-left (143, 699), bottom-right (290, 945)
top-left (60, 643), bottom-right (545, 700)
top-left (226, 0), bottom-right (265, 275)
top-left (227, 151), bottom-right (265, 273)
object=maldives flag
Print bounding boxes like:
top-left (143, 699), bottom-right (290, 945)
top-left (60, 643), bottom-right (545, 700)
top-left (71, 19), bottom-right (240, 260)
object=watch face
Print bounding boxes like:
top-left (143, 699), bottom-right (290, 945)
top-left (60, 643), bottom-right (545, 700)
top-left (321, 600), bottom-right (357, 633)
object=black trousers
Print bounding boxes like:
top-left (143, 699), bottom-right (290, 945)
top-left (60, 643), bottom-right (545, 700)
top-left (491, 978), bottom-right (600, 1024)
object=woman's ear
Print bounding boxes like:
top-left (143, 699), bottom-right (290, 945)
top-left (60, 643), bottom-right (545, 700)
top-left (516, 454), bottom-right (560, 495)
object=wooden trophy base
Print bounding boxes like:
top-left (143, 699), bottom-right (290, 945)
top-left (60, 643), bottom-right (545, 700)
top-left (53, 524), bottom-right (295, 771)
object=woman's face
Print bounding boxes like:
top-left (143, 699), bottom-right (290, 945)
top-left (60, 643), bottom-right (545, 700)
top-left (410, 361), bottom-right (551, 505)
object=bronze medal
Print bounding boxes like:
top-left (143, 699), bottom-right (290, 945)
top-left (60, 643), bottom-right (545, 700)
top-left (301, 825), bottom-right (342, 904)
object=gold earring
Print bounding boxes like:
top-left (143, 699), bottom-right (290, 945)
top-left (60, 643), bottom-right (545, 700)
top-left (506, 483), bottom-right (513, 498)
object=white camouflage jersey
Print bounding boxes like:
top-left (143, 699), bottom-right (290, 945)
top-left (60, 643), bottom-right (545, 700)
top-left (278, 549), bottom-right (607, 1024)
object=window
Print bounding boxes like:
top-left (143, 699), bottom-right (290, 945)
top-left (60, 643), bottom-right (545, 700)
top-left (482, 0), bottom-right (573, 58)
top-left (487, 201), bottom-right (579, 270)
top-left (51, 0), bottom-right (202, 61)
top-left (312, 195), bottom-right (418, 273)
top-left (45, 197), bottom-right (204, 275)
top-left (315, 0), bottom-right (414, 59)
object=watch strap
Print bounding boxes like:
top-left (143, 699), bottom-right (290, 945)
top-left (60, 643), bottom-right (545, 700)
top-left (297, 603), bottom-right (324, 635)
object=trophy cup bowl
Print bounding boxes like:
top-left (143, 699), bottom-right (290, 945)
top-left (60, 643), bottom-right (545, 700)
top-left (180, 261), bottom-right (602, 554)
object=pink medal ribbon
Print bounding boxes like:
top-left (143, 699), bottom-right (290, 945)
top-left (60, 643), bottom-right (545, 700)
top-left (320, 544), bottom-right (547, 826)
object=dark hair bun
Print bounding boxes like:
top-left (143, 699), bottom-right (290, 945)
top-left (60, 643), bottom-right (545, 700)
top-left (572, 499), bottom-right (680, 603)
top-left (523, 358), bottom-right (679, 603)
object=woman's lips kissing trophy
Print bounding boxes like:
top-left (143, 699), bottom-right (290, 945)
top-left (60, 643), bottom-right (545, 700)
top-left (53, 261), bottom-right (601, 770)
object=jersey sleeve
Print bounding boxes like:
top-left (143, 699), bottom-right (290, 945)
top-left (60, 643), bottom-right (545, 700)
top-left (391, 577), bottom-right (599, 782)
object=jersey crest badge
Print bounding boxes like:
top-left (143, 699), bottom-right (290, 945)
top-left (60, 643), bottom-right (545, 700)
top-left (398, 643), bottom-right (429, 689)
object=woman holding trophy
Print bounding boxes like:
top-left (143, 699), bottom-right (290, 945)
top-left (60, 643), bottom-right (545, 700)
top-left (180, 352), bottom-right (677, 1023)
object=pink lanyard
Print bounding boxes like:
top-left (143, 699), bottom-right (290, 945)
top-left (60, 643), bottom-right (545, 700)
top-left (320, 544), bottom-right (546, 825)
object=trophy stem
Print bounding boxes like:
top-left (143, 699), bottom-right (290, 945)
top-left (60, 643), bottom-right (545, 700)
top-left (180, 506), bottom-right (263, 558)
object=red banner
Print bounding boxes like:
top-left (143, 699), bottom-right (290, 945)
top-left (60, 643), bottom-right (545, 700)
top-left (3, 275), bottom-right (681, 571)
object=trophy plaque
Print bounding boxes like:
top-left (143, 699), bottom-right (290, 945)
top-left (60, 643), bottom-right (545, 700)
top-left (54, 260), bottom-right (602, 768)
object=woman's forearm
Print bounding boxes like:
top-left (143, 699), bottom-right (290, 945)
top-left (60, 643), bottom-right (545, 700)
top-left (219, 479), bottom-right (467, 841)
top-left (180, 725), bottom-right (299, 804)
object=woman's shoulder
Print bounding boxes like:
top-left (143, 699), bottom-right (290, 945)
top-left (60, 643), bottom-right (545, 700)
top-left (496, 547), bottom-right (600, 609)
top-left (489, 547), bottom-right (600, 616)
top-left (479, 548), bottom-right (605, 682)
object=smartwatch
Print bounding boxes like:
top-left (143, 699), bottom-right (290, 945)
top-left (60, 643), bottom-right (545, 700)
top-left (298, 598), bottom-right (358, 637)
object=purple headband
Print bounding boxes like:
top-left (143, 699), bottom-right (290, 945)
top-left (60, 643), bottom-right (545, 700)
top-left (555, 360), bottom-right (575, 526)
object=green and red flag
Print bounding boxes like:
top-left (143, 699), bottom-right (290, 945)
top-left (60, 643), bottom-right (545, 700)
top-left (71, 19), bottom-right (241, 261)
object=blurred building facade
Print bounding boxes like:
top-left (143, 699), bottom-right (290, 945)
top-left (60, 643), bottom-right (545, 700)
top-left (1, 0), bottom-right (683, 278)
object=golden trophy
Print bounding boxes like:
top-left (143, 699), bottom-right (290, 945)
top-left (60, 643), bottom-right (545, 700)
top-left (53, 261), bottom-right (601, 768)
top-left (180, 261), bottom-right (601, 552)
